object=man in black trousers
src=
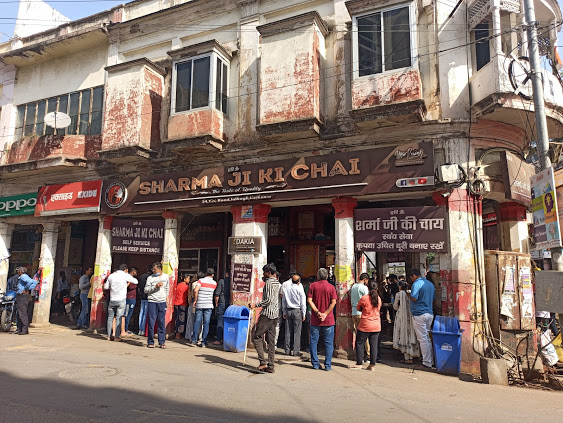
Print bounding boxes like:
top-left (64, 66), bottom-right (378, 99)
top-left (15, 267), bottom-right (38, 335)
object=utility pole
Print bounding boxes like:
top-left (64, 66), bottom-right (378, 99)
top-left (523, 0), bottom-right (563, 269)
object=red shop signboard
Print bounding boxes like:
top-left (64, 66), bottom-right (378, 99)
top-left (35, 180), bottom-right (102, 217)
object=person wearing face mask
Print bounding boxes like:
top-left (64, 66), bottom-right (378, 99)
top-left (144, 262), bottom-right (170, 349)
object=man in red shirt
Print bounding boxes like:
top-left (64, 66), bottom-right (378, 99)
top-left (307, 268), bottom-right (337, 371)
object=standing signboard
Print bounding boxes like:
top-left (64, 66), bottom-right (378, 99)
top-left (531, 167), bottom-right (561, 250)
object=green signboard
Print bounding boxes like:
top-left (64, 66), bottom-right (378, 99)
top-left (0, 192), bottom-right (37, 217)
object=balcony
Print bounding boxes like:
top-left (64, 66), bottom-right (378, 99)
top-left (99, 58), bottom-right (164, 164)
top-left (162, 40), bottom-right (230, 157)
top-left (0, 134), bottom-right (101, 177)
top-left (470, 54), bottom-right (563, 136)
top-left (468, 0), bottom-right (563, 136)
top-left (256, 12), bottom-right (327, 142)
top-left (349, 68), bottom-right (426, 128)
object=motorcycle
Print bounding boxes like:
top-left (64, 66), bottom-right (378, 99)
top-left (0, 289), bottom-right (17, 332)
top-left (63, 294), bottom-right (81, 324)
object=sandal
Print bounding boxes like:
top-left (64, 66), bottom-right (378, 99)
top-left (160, 344), bottom-right (167, 349)
top-left (147, 344), bottom-right (155, 348)
top-left (400, 359), bottom-right (413, 364)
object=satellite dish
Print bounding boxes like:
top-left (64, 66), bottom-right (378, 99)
top-left (44, 111), bottom-right (71, 129)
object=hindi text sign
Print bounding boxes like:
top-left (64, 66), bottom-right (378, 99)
top-left (232, 263), bottom-right (253, 292)
top-left (500, 151), bottom-right (535, 205)
top-left (355, 206), bottom-right (448, 252)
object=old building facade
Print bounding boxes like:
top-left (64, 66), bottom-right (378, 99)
top-left (0, 0), bottom-right (562, 375)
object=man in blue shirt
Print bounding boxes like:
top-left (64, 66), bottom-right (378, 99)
top-left (15, 267), bottom-right (38, 335)
top-left (408, 269), bottom-right (435, 368)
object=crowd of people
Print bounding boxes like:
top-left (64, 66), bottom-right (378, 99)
top-left (7, 259), bottom-right (438, 374)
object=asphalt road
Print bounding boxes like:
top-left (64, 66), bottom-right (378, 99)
top-left (0, 324), bottom-right (560, 423)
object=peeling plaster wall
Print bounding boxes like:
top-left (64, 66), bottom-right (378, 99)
top-left (103, 65), bottom-right (163, 151)
top-left (259, 25), bottom-right (325, 125)
top-left (351, 69), bottom-right (422, 109)
top-left (168, 108), bottom-right (224, 141)
top-left (0, 63), bottom-right (16, 162)
top-left (13, 42), bottom-right (108, 106)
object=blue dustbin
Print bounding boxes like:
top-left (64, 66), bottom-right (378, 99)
top-left (430, 316), bottom-right (464, 376)
top-left (223, 305), bottom-right (250, 352)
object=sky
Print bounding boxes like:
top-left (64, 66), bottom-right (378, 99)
top-left (0, 0), bottom-right (562, 49)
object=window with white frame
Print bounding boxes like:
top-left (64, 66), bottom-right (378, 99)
top-left (354, 5), bottom-right (413, 77)
top-left (173, 52), bottom-right (229, 114)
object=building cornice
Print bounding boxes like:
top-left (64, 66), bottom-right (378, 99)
top-left (257, 11), bottom-right (328, 37)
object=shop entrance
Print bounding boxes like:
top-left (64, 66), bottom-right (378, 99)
top-left (50, 220), bottom-right (98, 324)
top-left (268, 205), bottom-right (335, 281)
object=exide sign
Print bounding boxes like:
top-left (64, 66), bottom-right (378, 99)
top-left (35, 180), bottom-right (102, 217)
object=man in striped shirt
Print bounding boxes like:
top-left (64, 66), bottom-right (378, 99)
top-left (250, 263), bottom-right (280, 373)
top-left (190, 268), bottom-right (217, 347)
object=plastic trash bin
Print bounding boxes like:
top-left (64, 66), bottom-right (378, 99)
top-left (430, 316), bottom-right (464, 376)
top-left (223, 305), bottom-right (250, 352)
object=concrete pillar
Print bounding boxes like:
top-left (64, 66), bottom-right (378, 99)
top-left (492, 5), bottom-right (503, 56)
top-left (237, 0), bottom-right (260, 137)
top-left (90, 216), bottom-right (113, 331)
top-left (31, 221), bottom-right (60, 327)
top-left (162, 211), bottom-right (181, 336)
top-left (230, 204), bottom-right (270, 307)
top-left (332, 197), bottom-right (357, 359)
top-left (0, 222), bottom-right (14, 292)
top-left (434, 189), bottom-right (485, 376)
top-left (498, 202), bottom-right (529, 253)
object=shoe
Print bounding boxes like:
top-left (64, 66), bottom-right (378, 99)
top-left (109, 335), bottom-right (115, 341)
top-left (139, 331), bottom-right (145, 336)
top-left (323, 367), bottom-right (332, 371)
top-left (422, 363), bottom-right (436, 370)
top-left (201, 343), bottom-right (207, 348)
top-left (285, 351), bottom-right (291, 355)
top-left (367, 364), bottom-right (376, 371)
top-left (376, 358), bottom-right (383, 364)
top-left (312, 365), bottom-right (324, 370)
top-left (212, 340), bottom-right (222, 345)
top-left (264, 367), bottom-right (275, 374)
top-left (10, 331), bottom-right (21, 335)
top-left (18, 332), bottom-right (29, 335)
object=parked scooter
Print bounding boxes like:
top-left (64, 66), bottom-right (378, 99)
top-left (0, 289), bottom-right (17, 332)
top-left (63, 294), bottom-right (81, 324)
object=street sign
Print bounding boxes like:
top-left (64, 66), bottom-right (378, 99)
top-left (228, 236), bottom-right (263, 254)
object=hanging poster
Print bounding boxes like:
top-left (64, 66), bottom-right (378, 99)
top-left (531, 167), bottom-right (561, 249)
top-left (503, 266), bottom-right (516, 294)
top-left (520, 267), bottom-right (533, 318)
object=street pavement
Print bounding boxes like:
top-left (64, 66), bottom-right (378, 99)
top-left (0, 324), bottom-right (560, 423)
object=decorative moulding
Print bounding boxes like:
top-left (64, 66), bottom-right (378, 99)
top-left (167, 39), bottom-right (232, 61)
top-left (257, 11), bottom-right (328, 37)
top-left (105, 57), bottom-right (166, 76)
